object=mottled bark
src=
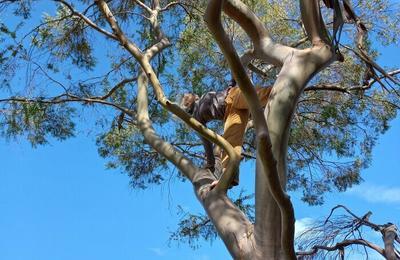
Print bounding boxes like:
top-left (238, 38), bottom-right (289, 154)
top-left (194, 171), bottom-right (257, 259)
top-left (95, 1), bottom-right (251, 259)
top-left (97, 1), bottom-right (355, 259)
top-left (0, 1), bottom-right (398, 259)
top-left (204, 0), bottom-right (339, 259)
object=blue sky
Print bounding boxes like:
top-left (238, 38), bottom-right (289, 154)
top-left (1, 114), bottom-right (399, 260)
top-left (0, 135), bottom-right (230, 260)
top-left (1, 3), bottom-right (400, 260)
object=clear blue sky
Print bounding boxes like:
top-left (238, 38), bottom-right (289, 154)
top-left (1, 3), bottom-right (399, 260)
top-left (1, 115), bottom-right (399, 260)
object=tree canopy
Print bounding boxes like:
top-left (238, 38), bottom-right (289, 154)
top-left (0, 0), bottom-right (399, 259)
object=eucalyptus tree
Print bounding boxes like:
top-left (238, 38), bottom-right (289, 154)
top-left (0, 0), bottom-right (399, 259)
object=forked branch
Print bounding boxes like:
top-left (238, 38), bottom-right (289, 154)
top-left (204, 0), bottom-right (296, 258)
top-left (95, 0), bottom-right (239, 187)
top-left (222, 0), bottom-right (294, 66)
top-left (137, 70), bottom-right (198, 181)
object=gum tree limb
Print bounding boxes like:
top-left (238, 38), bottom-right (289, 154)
top-left (222, 0), bottom-right (294, 66)
top-left (205, 0), bottom-right (297, 258)
top-left (95, 0), bottom-right (239, 187)
top-left (137, 70), bottom-right (197, 181)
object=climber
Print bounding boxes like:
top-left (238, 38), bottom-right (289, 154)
top-left (180, 79), bottom-right (271, 187)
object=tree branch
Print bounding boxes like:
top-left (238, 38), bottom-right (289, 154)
top-left (222, 0), bottom-right (294, 66)
top-left (160, 1), bottom-right (184, 12)
top-left (95, 0), bottom-right (239, 190)
top-left (304, 69), bottom-right (400, 93)
top-left (54, 0), bottom-right (118, 40)
top-left (0, 95), bottom-right (134, 116)
top-left (296, 239), bottom-right (385, 258)
top-left (95, 0), bottom-right (143, 59)
top-left (144, 1), bottom-right (171, 58)
top-left (94, 77), bottom-right (137, 100)
top-left (342, 45), bottom-right (400, 86)
top-left (382, 224), bottom-right (399, 260)
top-left (136, 70), bottom-right (197, 181)
top-left (133, 0), bottom-right (152, 14)
top-left (304, 83), bottom-right (350, 93)
top-left (205, 0), bottom-right (296, 258)
top-left (298, 205), bottom-right (399, 259)
top-left (299, 0), bottom-right (330, 47)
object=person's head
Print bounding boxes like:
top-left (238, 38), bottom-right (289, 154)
top-left (179, 93), bottom-right (199, 114)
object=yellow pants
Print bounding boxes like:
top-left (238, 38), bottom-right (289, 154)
top-left (221, 86), bottom-right (271, 185)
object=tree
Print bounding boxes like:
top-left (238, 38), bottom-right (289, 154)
top-left (0, 0), bottom-right (399, 259)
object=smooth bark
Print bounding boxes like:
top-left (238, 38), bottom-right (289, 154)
top-left (205, 0), bottom-right (299, 258)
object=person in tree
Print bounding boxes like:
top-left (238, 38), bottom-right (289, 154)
top-left (180, 79), bottom-right (272, 187)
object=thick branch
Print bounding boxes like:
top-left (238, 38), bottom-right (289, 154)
top-left (304, 83), bottom-right (350, 93)
top-left (299, 0), bottom-right (330, 46)
top-left (95, 0), bottom-right (143, 59)
top-left (197, 190), bottom-right (257, 259)
top-left (136, 70), bottom-right (197, 181)
top-left (144, 2), bottom-right (172, 58)
top-left (222, 0), bottom-right (294, 66)
top-left (205, 0), bottom-right (296, 258)
top-left (95, 0), bottom-right (238, 189)
top-left (383, 224), bottom-right (399, 260)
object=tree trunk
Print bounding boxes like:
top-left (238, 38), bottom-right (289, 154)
top-left (255, 160), bottom-right (283, 259)
top-left (193, 169), bottom-right (258, 259)
top-left (254, 44), bottom-right (335, 259)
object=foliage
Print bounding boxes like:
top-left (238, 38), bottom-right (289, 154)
top-left (0, 101), bottom-right (75, 147)
top-left (96, 122), bottom-right (168, 189)
top-left (169, 190), bottom-right (255, 249)
top-left (175, 0), bottom-right (400, 205)
top-left (0, 0), bottom-right (399, 249)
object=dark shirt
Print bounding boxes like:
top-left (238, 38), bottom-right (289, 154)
top-left (192, 89), bottom-right (229, 170)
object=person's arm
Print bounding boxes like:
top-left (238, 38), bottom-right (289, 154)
top-left (194, 92), bottom-right (218, 172)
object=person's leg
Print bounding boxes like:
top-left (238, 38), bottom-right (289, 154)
top-left (221, 107), bottom-right (249, 186)
top-left (212, 86), bottom-right (271, 188)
